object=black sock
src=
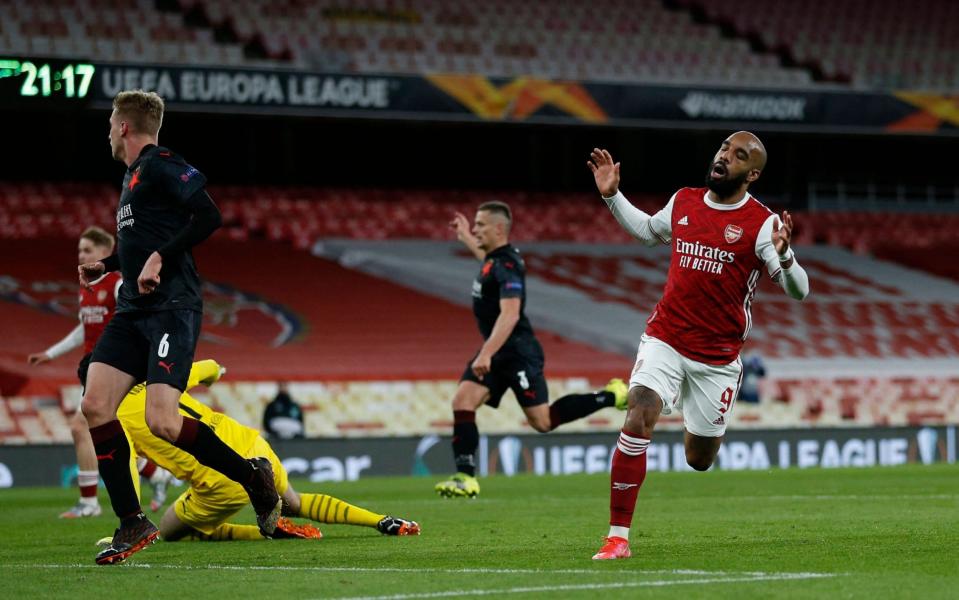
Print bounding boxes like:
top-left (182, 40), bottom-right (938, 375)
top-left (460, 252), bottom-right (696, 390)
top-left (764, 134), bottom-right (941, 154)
top-left (173, 417), bottom-right (254, 484)
top-left (548, 391), bottom-right (615, 431)
top-left (89, 420), bottom-right (141, 519)
top-left (452, 410), bottom-right (478, 477)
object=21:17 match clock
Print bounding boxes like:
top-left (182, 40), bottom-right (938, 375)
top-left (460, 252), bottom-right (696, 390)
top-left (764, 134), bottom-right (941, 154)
top-left (0, 56), bottom-right (96, 104)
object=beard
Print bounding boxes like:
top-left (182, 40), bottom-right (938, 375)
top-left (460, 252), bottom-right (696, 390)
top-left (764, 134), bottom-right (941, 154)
top-left (705, 163), bottom-right (749, 199)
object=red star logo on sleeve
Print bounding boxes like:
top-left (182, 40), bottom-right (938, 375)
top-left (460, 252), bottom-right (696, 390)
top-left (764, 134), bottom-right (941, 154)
top-left (481, 261), bottom-right (493, 276)
top-left (128, 167), bottom-right (141, 191)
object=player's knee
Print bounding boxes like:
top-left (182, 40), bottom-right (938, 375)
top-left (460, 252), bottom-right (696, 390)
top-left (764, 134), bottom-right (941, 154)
top-left (69, 411), bottom-right (89, 437)
top-left (624, 387), bottom-right (660, 436)
top-left (145, 415), bottom-right (180, 443)
top-left (623, 410), bottom-right (648, 436)
top-left (629, 386), bottom-right (661, 412)
top-left (451, 394), bottom-right (473, 411)
top-left (160, 524), bottom-right (187, 541)
top-left (452, 386), bottom-right (485, 411)
top-left (528, 417), bottom-right (552, 433)
top-left (80, 395), bottom-right (108, 423)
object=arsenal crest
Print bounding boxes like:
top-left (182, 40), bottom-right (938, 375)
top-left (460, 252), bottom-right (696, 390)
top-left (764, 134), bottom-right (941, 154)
top-left (724, 224), bottom-right (743, 244)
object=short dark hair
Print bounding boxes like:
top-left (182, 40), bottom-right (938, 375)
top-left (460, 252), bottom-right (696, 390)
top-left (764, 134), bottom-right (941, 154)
top-left (477, 200), bottom-right (512, 225)
top-left (113, 90), bottom-right (164, 136)
top-left (80, 226), bottom-right (115, 251)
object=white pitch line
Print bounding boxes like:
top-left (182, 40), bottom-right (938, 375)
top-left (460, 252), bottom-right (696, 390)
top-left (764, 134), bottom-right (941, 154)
top-left (730, 494), bottom-right (959, 501)
top-left (329, 572), bottom-right (836, 600)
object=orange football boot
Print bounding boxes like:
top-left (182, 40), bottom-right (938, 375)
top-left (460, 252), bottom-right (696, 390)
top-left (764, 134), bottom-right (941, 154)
top-left (592, 536), bottom-right (631, 560)
top-left (274, 517), bottom-right (323, 540)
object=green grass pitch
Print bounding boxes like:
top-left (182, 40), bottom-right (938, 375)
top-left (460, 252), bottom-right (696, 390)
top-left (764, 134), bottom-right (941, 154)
top-left (1, 464), bottom-right (957, 599)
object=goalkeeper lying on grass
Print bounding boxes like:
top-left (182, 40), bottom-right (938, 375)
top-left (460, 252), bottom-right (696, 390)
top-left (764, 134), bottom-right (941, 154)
top-left (99, 359), bottom-right (418, 547)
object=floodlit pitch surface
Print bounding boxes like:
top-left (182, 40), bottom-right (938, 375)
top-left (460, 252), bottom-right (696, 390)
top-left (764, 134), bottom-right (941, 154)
top-left (1, 465), bottom-right (956, 599)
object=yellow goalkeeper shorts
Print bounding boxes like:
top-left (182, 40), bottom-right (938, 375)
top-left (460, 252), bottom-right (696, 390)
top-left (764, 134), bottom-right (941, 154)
top-left (172, 436), bottom-right (288, 535)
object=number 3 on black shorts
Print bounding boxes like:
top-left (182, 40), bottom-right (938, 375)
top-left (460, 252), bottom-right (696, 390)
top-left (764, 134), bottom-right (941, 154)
top-left (517, 370), bottom-right (529, 389)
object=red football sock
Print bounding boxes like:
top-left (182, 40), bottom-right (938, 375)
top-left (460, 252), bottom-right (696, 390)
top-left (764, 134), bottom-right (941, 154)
top-left (609, 429), bottom-right (650, 528)
top-left (139, 459), bottom-right (157, 478)
top-left (77, 470), bottom-right (99, 498)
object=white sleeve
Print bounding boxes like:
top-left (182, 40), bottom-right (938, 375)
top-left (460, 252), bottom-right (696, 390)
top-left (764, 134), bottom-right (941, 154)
top-left (603, 190), bottom-right (673, 247)
top-left (45, 324), bottom-right (85, 359)
top-left (114, 277), bottom-right (123, 299)
top-left (755, 214), bottom-right (809, 301)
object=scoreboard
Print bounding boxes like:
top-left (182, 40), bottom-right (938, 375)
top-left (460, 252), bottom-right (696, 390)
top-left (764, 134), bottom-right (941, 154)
top-left (0, 56), bottom-right (95, 104)
top-left (0, 55), bottom-right (948, 135)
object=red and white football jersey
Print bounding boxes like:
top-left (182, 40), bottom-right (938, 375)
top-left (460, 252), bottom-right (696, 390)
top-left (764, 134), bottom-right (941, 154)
top-left (78, 271), bottom-right (122, 354)
top-left (643, 187), bottom-right (783, 365)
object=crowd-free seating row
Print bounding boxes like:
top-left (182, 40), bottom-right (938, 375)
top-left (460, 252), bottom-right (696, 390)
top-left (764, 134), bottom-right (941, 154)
top-left (8, 1), bottom-right (954, 89)
top-left (680, 0), bottom-right (959, 90)
top-left (4, 375), bottom-right (957, 443)
top-left (3, 182), bottom-right (958, 254)
top-left (4, 0), bottom-right (810, 87)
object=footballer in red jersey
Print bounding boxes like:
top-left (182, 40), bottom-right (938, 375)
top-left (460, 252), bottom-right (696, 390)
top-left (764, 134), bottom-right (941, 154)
top-left (29, 227), bottom-right (172, 519)
top-left (586, 132), bottom-right (810, 560)
top-left (78, 270), bottom-right (122, 356)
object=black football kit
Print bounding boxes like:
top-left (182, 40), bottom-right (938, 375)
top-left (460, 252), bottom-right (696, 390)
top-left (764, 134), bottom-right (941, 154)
top-left (448, 242), bottom-right (620, 479)
top-left (460, 244), bottom-right (549, 408)
top-left (87, 145), bottom-right (283, 561)
top-left (91, 144), bottom-right (221, 391)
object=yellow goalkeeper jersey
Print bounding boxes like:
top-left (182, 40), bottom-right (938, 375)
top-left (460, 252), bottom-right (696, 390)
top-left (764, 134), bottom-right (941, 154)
top-left (116, 359), bottom-right (260, 485)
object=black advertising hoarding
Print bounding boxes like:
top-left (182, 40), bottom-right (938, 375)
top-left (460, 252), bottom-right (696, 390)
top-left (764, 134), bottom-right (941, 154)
top-left (0, 426), bottom-right (954, 488)
top-left (2, 56), bottom-right (958, 134)
top-left (92, 63), bottom-right (455, 116)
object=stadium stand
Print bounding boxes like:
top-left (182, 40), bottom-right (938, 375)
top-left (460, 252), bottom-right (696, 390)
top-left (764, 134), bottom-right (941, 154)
top-left (5, 373), bottom-right (959, 443)
top-left (678, 0), bottom-right (959, 90)
top-left (2, 180), bottom-right (958, 442)
top-left (0, 229), bottom-right (633, 442)
top-left (3, 182), bottom-right (959, 252)
top-left (319, 239), bottom-right (959, 367)
top-left (0, 234), bottom-right (632, 386)
top-left (4, 0), bottom-right (812, 87)
top-left (8, 0), bottom-right (957, 90)
top-left (2, 0), bottom-right (249, 66)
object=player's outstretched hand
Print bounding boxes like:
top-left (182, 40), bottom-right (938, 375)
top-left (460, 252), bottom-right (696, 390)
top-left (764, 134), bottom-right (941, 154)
top-left (449, 212), bottom-right (474, 244)
top-left (138, 252), bottom-right (162, 294)
top-left (772, 210), bottom-right (794, 256)
top-left (79, 261), bottom-right (105, 289)
top-left (587, 148), bottom-right (620, 198)
top-left (28, 352), bottom-right (51, 366)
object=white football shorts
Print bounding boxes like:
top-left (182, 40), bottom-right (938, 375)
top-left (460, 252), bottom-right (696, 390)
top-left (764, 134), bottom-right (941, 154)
top-left (628, 334), bottom-right (744, 437)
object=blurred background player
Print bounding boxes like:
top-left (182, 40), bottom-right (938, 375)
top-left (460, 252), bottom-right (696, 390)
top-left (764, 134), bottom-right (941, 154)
top-left (113, 359), bottom-right (419, 545)
top-left (262, 382), bottom-right (305, 439)
top-left (738, 354), bottom-right (767, 404)
top-left (435, 202), bottom-right (629, 498)
top-left (27, 226), bottom-right (171, 518)
top-left (587, 133), bottom-right (810, 560)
